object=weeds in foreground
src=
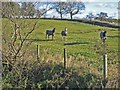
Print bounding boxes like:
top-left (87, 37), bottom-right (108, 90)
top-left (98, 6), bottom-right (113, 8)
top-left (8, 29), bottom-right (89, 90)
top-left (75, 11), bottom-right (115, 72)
top-left (2, 49), bottom-right (119, 89)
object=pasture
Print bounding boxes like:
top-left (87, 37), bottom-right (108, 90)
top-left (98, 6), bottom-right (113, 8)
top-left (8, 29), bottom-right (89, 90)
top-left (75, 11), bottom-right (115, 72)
top-left (2, 18), bottom-right (119, 88)
top-left (31, 19), bottom-right (118, 60)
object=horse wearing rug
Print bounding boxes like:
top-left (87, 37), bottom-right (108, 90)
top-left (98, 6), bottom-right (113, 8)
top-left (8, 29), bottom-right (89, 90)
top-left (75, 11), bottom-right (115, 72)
top-left (46, 28), bottom-right (56, 40)
top-left (61, 27), bottom-right (68, 40)
top-left (100, 31), bottom-right (107, 42)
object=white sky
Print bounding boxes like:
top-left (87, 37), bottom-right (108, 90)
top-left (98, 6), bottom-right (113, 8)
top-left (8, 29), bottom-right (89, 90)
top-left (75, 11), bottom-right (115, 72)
top-left (44, 1), bottom-right (119, 19)
top-left (8, 0), bottom-right (120, 2)
top-left (6, 0), bottom-right (119, 19)
top-left (82, 0), bottom-right (119, 2)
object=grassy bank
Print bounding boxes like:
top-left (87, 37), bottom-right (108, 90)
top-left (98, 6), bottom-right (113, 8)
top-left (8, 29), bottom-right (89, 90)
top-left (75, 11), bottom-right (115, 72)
top-left (2, 18), bottom-right (119, 88)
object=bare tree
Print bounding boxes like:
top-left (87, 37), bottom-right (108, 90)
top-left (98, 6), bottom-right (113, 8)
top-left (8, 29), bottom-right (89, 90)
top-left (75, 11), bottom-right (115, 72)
top-left (86, 12), bottom-right (94, 21)
top-left (1, 2), bottom-right (60, 88)
top-left (55, 2), bottom-right (68, 19)
top-left (2, 2), bottom-right (20, 18)
top-left (20, 2), bottom-right (36, 18)
top-left (36, 2), bottom-right (56, 18)
top-left (1, 2), bottom-right (53, 73)
top-left (65, 2), bottom-right (85, 19)
top-left (98, 12), bottom-right (108, 21)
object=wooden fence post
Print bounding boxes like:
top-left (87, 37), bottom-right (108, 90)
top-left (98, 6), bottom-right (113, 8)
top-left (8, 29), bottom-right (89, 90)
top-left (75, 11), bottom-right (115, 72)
top-left (37, 45), bottom-right (39, 61)
top-left (102, 40), bottom-right (108, 88)
top-left (63, 48), bottom-right (67, 76)
top-left (64, 48), bottom-right (66, 70)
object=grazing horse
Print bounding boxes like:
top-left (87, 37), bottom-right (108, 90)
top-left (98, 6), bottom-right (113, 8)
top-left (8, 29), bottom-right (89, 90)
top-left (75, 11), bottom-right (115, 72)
top-left (46, 28), bottom-right (55, 40)
top-left (100, 31), bottom-right (107, 42)
top-left (61, 27), bottom-right (68, 40)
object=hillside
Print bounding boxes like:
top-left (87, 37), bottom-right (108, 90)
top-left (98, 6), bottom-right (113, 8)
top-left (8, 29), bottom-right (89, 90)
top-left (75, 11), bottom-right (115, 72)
top-left (42, 18), bottom-right (120, 28)
top-left (2, 18), bottom-right (119, 88)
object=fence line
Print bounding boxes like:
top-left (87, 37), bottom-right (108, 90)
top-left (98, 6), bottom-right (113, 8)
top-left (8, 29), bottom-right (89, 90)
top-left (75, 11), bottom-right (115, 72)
top-left (36, 41), bottom-right (108, 87)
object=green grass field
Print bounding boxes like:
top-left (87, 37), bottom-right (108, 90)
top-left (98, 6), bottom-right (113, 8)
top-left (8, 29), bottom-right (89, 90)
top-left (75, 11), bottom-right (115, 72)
top-left (2, 18), bottom-right (119, 88)
top-left (30, 19), bottom-right (118, 60)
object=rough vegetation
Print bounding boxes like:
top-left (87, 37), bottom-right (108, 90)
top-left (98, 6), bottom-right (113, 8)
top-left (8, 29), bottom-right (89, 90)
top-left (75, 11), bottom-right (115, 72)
top-left (2, 18), bottom-right (119, 89)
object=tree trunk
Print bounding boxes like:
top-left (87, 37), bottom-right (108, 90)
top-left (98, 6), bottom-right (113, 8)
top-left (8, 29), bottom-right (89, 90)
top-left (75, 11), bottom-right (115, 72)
top-left (60, 14), bottom-right (62, 19)
top-left (70, 13), bottom-right (72, 19)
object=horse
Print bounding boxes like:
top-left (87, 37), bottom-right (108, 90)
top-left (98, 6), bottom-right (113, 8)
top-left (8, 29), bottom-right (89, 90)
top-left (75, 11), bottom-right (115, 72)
top-left (61, 27), bottom-right (68, 40)
top-left (100, 31), bottom-right (107, 42)
top-left (46, 28), bottom-right (56, 40)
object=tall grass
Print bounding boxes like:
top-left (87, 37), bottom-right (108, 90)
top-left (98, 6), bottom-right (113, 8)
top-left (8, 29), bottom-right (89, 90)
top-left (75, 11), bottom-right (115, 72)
top-left (2, 47), bottom-right (119, 89)
top-left (2, 18), bottom-right (119, 89)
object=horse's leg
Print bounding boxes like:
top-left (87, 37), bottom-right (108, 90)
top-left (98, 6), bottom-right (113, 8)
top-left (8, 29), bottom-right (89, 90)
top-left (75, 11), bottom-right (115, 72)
top-left (48, 35), bottom-right (49, 40)
top-left (62, 36), bottom-right (63, 41)
top-left (46, 34), bottom-right (47, 39)
top-left (62, 36), bottom-right (65, 41)
top-left (65, 36), bottom-right (67, 40)
top-left (52, 35), bottom-right (53, 40)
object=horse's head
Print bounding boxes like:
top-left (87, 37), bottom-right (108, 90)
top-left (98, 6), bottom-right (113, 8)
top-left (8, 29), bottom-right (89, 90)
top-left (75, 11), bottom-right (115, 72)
top-left (65, 27), bottom-right (67, 31)
top-left (53, 28), bottom-right (55, 33)
top-left (104, 31), bottom-right (106, 34)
